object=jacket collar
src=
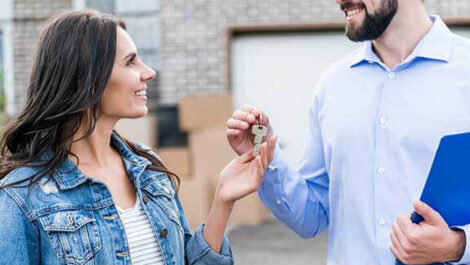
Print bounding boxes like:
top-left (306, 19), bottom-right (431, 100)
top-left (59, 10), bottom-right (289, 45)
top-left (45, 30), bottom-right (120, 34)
top-left (42, 132), bottom-right (151, 190)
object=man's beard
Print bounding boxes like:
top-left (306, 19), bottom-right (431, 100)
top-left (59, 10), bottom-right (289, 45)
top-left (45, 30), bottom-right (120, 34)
top-left (344, 0), bottom-right (398, 42)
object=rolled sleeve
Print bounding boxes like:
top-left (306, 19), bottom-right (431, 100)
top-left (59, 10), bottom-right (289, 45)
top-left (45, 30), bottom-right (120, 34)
top-left (185, 224), bottom-right (233, 265)
top-left (450, 224), bottom-right (470, 264)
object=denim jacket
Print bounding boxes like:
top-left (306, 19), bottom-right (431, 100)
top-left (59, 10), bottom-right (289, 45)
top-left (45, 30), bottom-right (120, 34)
top-left (0, 133), bottom-right (234, 265)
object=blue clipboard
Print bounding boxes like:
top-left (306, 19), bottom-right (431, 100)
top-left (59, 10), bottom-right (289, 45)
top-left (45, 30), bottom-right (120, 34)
top-left (396, 132), bottom-right (470, 265)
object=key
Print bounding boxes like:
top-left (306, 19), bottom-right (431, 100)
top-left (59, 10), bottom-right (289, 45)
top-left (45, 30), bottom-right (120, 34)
top-left (252, 124), bottom-right (267, 156)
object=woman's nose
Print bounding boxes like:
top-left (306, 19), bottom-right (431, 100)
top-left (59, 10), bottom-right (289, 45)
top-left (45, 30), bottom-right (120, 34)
top-left (141, 67), bottom-right (157, 82)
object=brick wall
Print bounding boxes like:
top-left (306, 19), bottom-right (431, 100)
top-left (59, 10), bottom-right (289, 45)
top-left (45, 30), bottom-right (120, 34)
top-left (12, 0), bottom-right (72, 112)
top-left (9, 0), bottom-right (470, 111)
top-left (158, 0), bottom-right (470, 105)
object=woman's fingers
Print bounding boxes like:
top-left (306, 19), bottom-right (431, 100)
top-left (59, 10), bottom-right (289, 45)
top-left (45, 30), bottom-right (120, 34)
top-left (258, 142), bottom-right (268, 171)
top-left (267, 135), bottom-right (277, 163)
top-left (253, 155), bottom-right (264, 187)
top-left (238, 149), bottom-right (255, 163)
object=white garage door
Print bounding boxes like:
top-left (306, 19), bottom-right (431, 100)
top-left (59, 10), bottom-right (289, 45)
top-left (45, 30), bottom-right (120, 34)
top-left (231, 31), bottom-right (361, 165)
top-left (231, 27), bottom-right (470, 166)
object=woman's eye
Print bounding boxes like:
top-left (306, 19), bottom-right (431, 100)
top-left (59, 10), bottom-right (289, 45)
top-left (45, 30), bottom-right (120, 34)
top-left (126, 58), bottom-right (135, 66)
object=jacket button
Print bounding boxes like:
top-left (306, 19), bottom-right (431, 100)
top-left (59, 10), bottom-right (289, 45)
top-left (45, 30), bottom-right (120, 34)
top-left (142, 194), bottom-right (149, 204)
top-left (160, 228), bottom-right (168, 237)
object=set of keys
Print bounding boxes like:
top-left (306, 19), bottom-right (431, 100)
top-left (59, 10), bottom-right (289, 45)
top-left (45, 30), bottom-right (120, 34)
top-left (251, 115), bottom-right (268, 157)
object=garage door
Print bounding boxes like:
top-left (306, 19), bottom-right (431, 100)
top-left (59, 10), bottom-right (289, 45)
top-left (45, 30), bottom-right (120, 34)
top-left (231, 31), bottom-right (361, 165)
top-left (231, 27), bottom-right (470, 166)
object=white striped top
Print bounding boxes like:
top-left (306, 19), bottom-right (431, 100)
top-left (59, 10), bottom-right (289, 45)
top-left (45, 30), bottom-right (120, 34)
top-left (117, 198), bottom-right (165, 265)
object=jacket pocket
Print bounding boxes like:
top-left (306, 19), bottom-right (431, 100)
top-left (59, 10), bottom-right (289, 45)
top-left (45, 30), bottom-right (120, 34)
top-left (39, 210), bottom-right (101, 265)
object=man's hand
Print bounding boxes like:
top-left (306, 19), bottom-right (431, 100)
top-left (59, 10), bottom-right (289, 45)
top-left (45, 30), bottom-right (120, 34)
top-left (390, 201), bottom-right (466, 264)
top-left (226, 106), bottom-right (275, 156)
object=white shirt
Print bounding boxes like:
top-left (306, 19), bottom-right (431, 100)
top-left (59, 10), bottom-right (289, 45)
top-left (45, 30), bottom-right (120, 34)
top-left (117, 198), bottom-right (165, 265)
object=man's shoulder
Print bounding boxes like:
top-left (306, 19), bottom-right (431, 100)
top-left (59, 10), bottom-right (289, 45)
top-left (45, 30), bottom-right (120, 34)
top-left (450, 32), bottom-right (470, 59)
top-left (316, 45), bottom-right (365, 86)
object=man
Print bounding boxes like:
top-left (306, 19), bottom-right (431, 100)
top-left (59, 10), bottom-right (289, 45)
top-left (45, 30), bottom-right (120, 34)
top-left (226, 0), bottom-right (470, 264)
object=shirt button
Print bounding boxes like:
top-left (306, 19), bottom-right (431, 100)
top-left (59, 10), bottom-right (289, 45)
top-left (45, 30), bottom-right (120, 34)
top-left (377, 167), bottom-right (385, 174)
top-left (142, 194), bottom-right (149, 204)
top-left (276, 199), bottom-right (282, 205)
top-left (379, 218), bottom-right (386, 225)
top-left (379, 117), bottom-right (387, 125)
top-left (388, 72), bottom-right (396, 78)
top-left (160, 228), bottom-right (168, 237)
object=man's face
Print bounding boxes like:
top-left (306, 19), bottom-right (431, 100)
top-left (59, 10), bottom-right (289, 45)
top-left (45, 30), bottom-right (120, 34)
top-left (337, 0), bottom-right (398, 42)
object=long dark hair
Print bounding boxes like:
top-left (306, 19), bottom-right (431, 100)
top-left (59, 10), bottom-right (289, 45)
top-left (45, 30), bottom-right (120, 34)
top-left (0, 10), bottom-right (179, 189)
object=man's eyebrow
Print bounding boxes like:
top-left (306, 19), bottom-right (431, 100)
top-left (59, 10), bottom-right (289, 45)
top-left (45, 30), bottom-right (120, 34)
top-left (123, 52), bottom-right (137, 61)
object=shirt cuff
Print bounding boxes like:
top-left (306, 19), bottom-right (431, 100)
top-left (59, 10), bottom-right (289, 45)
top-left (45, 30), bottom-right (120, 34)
top-left (449, 224), bottom-right (470, 264)
top-left (266, 144), bottom-right (289, 175)
top-left (185, 224), bottom-right (234, 265)
top-left (258, 145), bottom-right (294, 220)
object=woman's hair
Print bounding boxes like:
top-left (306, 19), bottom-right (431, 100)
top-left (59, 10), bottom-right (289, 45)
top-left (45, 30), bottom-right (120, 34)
top-left (0, 9), bottom-right (179, 189)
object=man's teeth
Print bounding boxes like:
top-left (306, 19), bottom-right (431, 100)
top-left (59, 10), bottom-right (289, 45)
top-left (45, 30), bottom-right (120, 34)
top-left (134, 90), bottom-right (146, 96)
top-left (346, 8), bottom-right (362, 17)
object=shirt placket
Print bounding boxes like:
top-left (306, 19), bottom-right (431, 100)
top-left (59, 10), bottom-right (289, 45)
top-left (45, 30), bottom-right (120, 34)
top-left (373, 69), bottom-right (398, 264)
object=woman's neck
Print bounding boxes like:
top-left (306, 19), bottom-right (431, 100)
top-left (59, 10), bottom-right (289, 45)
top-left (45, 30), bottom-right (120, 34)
top-left (69, 115), bottom-right (118, 167)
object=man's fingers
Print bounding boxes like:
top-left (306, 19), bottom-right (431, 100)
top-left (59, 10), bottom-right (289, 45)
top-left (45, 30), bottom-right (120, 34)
top-left (227, 118), bottom-right (249, 130)
top-left (414, 200), bottom-right (444, 226)
top-left (392, 220), bottom-right (407, 246)
top-left (390, 245), bottom-right (404, 263)
top-left (233, 110), bottom-right (256, 124)
top-left (396, 214), bottom-right (414, 236)
top-left (226, 129), bottom-right (241, 137)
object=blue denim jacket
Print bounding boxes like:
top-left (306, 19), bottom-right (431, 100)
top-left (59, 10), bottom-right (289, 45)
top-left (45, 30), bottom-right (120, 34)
top-left (0, 133), bottom-right (234, 265)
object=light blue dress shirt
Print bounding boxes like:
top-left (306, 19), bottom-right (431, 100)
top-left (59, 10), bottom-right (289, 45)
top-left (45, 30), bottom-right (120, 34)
top-left (258, 16), bottom-right (470, 265)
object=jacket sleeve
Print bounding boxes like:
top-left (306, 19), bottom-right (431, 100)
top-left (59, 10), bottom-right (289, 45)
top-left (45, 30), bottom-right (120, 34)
top-left (0, 189), bottom-right (40, 264)
top-left (175, 195), bottom-right (234, 265)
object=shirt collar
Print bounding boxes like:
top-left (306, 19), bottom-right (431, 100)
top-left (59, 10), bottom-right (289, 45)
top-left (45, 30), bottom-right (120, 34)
top-left (350, 15), bottom-right (453, 67)
top-left (44, 132), bottom-right (150, 190)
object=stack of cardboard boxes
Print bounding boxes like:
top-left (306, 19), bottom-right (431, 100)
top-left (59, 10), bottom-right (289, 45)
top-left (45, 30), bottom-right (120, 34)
top-left (161, 94), bottom-right (271, 230)
top-left (117, 94), bottom-right (271, 231)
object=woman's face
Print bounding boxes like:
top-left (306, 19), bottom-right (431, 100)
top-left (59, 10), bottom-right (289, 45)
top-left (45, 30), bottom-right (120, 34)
top-left (101, 26), bottom-right (156, 120)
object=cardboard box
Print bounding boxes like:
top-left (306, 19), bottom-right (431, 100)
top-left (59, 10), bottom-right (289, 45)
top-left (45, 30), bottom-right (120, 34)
top-left (177, 178), bottom-right (213, 231)
top-left (189, 127), bottom-right (237, 186)
top-left (178, 94), bottom-right (233, 131)
top-left (115, 114), bottom-right (158, 148)
top-left (157, 147), bottom-right (190, 179)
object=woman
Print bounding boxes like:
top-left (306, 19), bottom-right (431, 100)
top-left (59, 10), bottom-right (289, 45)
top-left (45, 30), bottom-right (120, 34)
top-left (0, 10), bottom-right (276, 265)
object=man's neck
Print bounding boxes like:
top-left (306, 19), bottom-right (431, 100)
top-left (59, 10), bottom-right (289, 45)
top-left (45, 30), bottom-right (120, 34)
top-left (372, 4), bottom-right (432, 70)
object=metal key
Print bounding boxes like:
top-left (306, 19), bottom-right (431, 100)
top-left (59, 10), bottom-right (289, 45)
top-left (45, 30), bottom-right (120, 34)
top-left (252, 124), bottom-right (267, 156)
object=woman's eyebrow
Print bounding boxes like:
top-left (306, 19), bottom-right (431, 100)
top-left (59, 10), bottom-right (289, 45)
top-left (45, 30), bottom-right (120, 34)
top-left (123, 52), bottom-right (136, 61)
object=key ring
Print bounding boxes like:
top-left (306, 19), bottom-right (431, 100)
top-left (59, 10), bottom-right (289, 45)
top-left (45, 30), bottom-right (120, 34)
top-left (255, 113), bottom-right (263, 125)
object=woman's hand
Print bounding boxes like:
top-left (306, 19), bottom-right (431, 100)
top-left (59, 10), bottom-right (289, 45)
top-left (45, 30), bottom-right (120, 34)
top-left (215, 134), bottom-right (277, 205)
top-left (202, 134), bottom-right (276, 253)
